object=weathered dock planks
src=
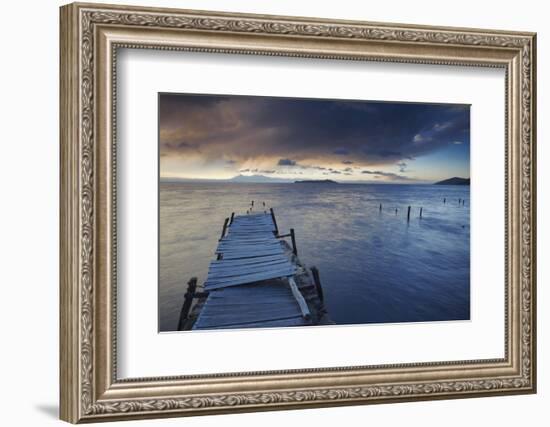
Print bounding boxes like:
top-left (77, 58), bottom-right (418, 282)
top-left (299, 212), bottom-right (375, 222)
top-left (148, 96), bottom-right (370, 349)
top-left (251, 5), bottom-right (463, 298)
top-left (192, 211), bottom-right (312, 330)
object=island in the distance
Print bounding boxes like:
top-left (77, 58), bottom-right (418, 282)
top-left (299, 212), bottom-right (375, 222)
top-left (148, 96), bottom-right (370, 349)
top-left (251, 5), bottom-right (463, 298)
top-left (294, 179), bottom-right (339, 184)
top-left (434, 177), bottom-right (470, 185)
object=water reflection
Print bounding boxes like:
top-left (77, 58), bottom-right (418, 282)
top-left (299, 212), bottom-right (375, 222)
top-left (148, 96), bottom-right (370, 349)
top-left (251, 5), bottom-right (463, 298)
top-left (159, 182), bottom-right (470, 331)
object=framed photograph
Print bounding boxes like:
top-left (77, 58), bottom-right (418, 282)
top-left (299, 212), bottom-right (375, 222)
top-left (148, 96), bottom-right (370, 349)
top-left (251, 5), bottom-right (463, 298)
top-left (60, 2), bottom-right (537, 423)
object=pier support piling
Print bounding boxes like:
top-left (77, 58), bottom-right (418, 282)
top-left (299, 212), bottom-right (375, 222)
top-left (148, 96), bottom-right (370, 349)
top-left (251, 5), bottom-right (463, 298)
top-left (177, 277), bottom-right (197, 331)
top-left (310, 266), bottom-right (324, 303)
top-left (270, 207), bottom-right (279, 235)
top-left (420, 207), bottom-right (423, 218)
top-left (220, 217), bottom-right (229, 239)
top-left (407, 206), bottom-right (411, 222)
top-left (290, 228), bottom-right (298, 255)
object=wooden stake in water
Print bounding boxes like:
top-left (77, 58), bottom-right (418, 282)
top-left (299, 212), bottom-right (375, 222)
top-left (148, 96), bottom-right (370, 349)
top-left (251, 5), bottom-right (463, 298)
top-left (420, 207), bottom-right (423, 218)
top-left (407, 206), bottom-right (411, 222)
top-left (444, 198), bottom-right (446, 204)
top-left (379, 203), bottom-right (382, 211)
top-left (230, 212), bottom-right (235, 225)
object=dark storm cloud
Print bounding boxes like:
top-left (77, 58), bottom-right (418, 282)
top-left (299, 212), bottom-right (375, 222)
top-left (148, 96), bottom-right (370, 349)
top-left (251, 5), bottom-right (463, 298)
top-left (277, 158), bottom-right (297, 166)
top-left (159, 94), bottom-right (470, 167)
top-left (397, 161), bottom-right (408, 173)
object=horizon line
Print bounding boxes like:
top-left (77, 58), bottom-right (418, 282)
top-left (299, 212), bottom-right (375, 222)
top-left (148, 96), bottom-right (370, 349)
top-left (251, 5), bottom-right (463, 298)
top-left (159, 175), bottom-right (470, 185)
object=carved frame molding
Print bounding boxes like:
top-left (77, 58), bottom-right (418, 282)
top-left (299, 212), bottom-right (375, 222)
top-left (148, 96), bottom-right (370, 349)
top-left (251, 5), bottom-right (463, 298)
top-left (60, 2), bottom-right (536, 423)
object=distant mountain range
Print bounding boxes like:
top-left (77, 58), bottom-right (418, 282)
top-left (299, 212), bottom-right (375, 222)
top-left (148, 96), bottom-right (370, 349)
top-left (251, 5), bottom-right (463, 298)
top-left (434, 177), bottom-right (470, 185)
top-left (294, 179), bottom-right (338, 184)
top-left (228, 174), bottom-right (292, 183)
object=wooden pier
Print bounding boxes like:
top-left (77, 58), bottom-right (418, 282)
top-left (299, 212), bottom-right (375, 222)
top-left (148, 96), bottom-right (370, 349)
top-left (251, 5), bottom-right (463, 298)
top-left (178, 208), bottom-right (331, 330)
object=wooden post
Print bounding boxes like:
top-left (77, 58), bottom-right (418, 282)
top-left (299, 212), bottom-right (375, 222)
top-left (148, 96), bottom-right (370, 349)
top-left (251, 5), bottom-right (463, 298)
top-left (270, 207), bottom-right (279, 235)
top-left (395, 208), bottom-right (398, 214)
top-left (310, 266), bottom-right (324, 303)
top-left (407, 206), bottom-right (411, 222)
top-left (290, 228), bottom-right (298, 255)
top-left (379, 203), bottom-right (382, 211)
top-left (420, 207), bottom-right (423, 218)
top-left (220, 217), bottom-right (229, 239)
top-left (444, 198), bottom-right (446, 204)
top-left (229, 212), bottom-right (235, 224)
top-left (251, 200), bottom-right (254, 206)
top-left (177, 277), bottom-right (197, 330)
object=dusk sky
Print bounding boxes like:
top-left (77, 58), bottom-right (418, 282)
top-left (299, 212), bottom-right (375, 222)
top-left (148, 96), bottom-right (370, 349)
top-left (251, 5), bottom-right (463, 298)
top-left (159, 93), bottom-right (470, 183)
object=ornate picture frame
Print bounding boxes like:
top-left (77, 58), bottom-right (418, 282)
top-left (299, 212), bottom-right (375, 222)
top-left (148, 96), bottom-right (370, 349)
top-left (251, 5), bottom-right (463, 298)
top-left (60, 2), bottom-right (536, 423)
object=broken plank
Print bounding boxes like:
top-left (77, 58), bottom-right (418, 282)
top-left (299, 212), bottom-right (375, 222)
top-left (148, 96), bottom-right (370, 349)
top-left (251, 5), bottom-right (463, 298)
top-left (288, 277), bottom-right (311, 320)
top-left (205, 269), bottom-right (296, 289)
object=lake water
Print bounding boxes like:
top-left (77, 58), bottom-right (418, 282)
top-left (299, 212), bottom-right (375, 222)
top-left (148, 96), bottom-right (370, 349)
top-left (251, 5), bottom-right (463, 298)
top-left (159, 182), bottom-right (470, 332)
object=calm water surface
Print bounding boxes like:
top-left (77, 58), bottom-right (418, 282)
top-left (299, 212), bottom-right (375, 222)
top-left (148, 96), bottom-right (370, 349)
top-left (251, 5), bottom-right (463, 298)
top-left (159, 182), bottom-right (470, 331)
